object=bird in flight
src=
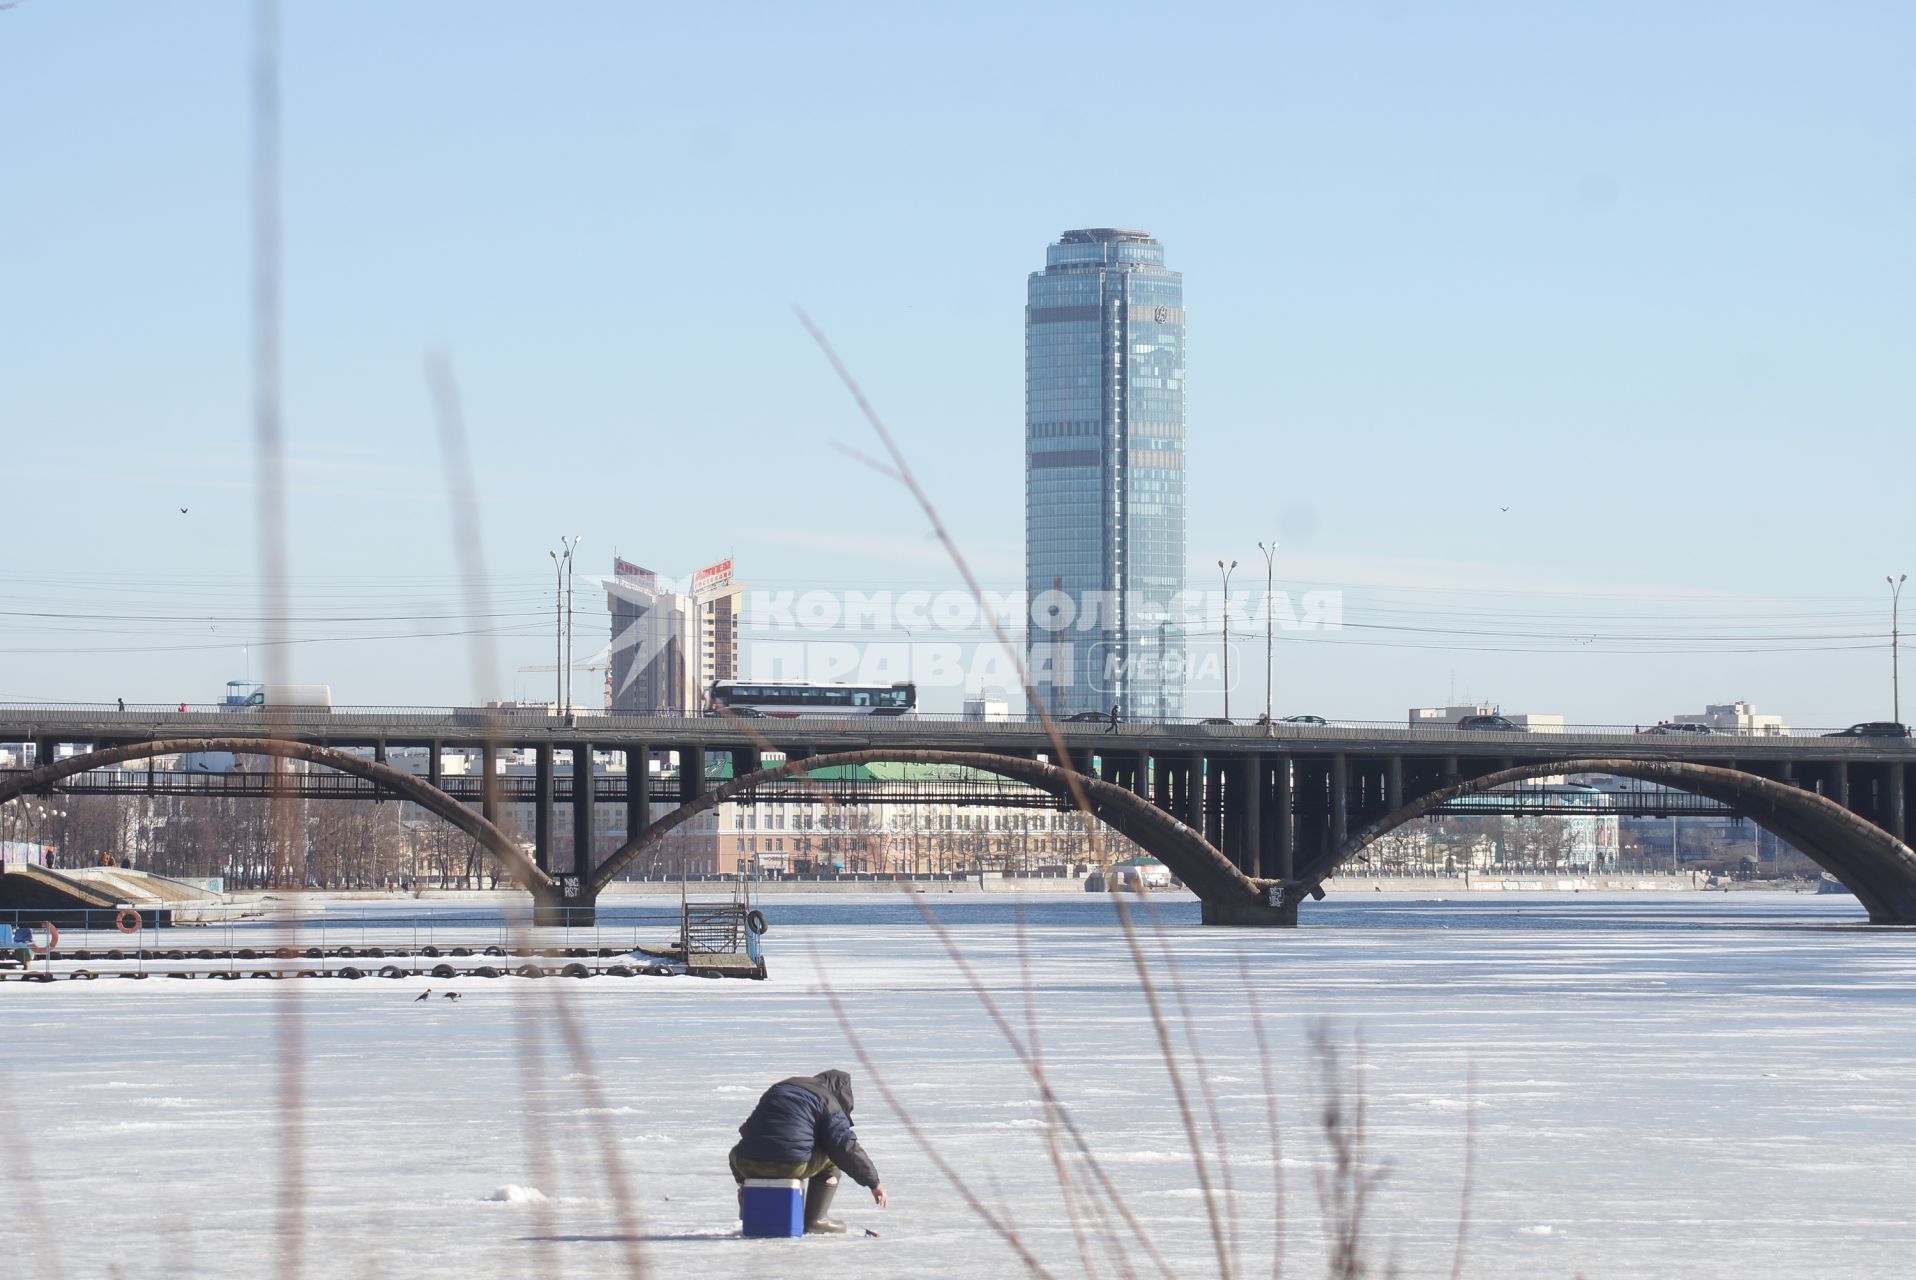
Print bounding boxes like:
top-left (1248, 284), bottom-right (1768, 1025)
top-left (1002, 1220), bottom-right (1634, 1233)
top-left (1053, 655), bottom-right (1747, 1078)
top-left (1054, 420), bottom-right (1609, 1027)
top-left (179, 508), bottom-right (189, 514)
top-left (1498, 506), bottom-right (1509, 513)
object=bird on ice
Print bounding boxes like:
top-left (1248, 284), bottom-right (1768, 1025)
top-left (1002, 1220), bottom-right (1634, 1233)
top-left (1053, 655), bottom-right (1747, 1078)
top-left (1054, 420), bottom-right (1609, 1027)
top-left (443, 991), bottom-right (461, 1001)
top-left (413, 989), bottom-right (431, 1002)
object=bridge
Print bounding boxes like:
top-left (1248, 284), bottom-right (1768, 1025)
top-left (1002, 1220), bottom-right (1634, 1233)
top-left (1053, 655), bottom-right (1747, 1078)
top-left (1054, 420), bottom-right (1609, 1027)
top-left (4, 707), bottom-right (1913, 926)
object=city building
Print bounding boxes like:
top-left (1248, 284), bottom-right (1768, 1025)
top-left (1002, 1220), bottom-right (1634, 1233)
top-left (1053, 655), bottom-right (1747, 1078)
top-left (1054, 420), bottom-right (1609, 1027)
top-left (1026, 228), bottom-right (1186, 722)
top-left (1408, 705), bottom-right (1563, 730)
top-left (606, 557), bottom-right (743, 714)
top-left (1666, 701), bottom-right (1790, 736)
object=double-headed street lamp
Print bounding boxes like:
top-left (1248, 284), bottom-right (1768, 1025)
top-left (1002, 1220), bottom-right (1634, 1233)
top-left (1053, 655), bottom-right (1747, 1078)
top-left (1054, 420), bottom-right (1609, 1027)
top-left (1218, 558), bottom-right (1237, 721)
top-left (1892, 574), bottom-right (1906, 725)
top-left (549, 536), bottom-right (581, 713)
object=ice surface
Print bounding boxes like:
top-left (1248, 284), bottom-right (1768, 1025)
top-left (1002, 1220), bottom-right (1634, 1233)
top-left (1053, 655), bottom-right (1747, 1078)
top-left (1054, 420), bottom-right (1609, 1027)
top-left (3, 891), bottom-right (1915, 1278)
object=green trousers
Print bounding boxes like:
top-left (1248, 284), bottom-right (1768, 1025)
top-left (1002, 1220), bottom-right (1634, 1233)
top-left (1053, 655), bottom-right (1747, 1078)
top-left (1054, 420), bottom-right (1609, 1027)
top-left (729, 1145), bottom-right (835, 1183)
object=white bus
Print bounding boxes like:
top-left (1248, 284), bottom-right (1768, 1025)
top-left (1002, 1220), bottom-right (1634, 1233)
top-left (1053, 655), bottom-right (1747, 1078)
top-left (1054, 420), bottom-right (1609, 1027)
top-left (708, 680), bottom-right (916, 719)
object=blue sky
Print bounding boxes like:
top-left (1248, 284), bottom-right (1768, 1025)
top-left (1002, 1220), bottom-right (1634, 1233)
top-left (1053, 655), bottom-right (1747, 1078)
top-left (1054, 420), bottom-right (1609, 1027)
top-left (2, 1), bottom-right (1910, 725)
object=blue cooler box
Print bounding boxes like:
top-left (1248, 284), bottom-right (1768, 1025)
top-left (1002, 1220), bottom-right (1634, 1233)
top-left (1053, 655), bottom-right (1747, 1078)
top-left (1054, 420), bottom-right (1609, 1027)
top-left (740, 1178), bottom-right (805, 1238)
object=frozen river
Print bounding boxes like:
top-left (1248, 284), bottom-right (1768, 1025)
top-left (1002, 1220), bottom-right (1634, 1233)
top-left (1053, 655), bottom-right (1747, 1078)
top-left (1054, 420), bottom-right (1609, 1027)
top-left (3, 890), bottom-right (1913, 1278)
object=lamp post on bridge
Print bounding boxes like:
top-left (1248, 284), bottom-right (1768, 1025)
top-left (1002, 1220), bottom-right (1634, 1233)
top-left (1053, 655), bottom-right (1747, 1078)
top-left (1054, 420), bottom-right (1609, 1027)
top-left (1218, 558), bottom-right (1237, 721)
top-left (548, 536), bottom-right (580, 715)
top-left (1257, 539), bottom-right (1277, 729)
top-left (1892, 574), bottom-right (1907, 725)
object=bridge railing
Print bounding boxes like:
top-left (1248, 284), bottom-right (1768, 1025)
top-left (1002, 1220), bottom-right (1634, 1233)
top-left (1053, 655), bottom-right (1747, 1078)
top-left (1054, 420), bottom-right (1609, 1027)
top-left (0, 702), bottom-right (1896, 750)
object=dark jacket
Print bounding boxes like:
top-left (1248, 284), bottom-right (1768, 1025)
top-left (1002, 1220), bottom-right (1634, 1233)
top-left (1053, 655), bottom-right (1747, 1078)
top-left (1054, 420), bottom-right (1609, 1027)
top-left (733, 1069), bottom-right (880, 1188)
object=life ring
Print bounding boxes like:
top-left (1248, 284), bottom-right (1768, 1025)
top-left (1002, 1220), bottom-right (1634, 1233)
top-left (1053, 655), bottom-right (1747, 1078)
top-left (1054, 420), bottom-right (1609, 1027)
top-left (30, 922), bottom-right (59, 955)
top-left (114, 909), bottom-right (141, 934)
top-left (745, 909), bottom-right (769, 936)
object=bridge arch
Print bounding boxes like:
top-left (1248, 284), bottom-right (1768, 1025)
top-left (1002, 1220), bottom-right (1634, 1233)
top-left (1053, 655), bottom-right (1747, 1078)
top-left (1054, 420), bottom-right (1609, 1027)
top-left (1309, 758), bottom-right (1916, 924)
top-left (588, 748), bottom-right (1264, 909)
top-left (0, 738), bottom-right (551, 895)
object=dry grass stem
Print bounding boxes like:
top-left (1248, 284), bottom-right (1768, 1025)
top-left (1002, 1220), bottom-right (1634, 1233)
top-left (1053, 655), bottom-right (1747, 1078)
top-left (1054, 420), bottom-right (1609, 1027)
top-left (1110, 889), bottom-right (1235, 1280)
top-left (814, 947), bottom-right (1059, 1280)
top-left (1239, 958), bottom-right (1286, 1280)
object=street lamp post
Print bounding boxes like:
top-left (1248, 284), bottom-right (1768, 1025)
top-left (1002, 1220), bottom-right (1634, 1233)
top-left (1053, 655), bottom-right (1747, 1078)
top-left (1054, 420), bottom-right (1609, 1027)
top-left (1257, 539), bottom-right (1278, 726)
top-left (1218, 559), bottom-right (1237, 721)
top-left (548, 537), bottom-right (580, 714)
top-left (565, 535), bottom-right (582, 713)
top-left (1892, 574), bottom-right (1907, 725)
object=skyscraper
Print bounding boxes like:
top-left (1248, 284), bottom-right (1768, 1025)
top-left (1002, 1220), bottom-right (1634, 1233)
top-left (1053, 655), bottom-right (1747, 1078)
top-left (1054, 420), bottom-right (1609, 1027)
top-left (1025, 228), bottom-right (1185, 721)
top-left (607, 557), bottom-right (743, 714)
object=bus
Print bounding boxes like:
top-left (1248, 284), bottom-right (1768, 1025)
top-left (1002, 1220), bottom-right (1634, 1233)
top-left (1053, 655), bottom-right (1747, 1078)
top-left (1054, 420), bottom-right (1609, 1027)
top-left (707, 680), bottom-right (916, 719)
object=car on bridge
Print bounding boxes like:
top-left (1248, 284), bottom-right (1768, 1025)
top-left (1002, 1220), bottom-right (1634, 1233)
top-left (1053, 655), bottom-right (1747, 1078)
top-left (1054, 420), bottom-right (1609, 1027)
top-left (1455, 714), bottom-right (1522, 732)
top-left (1639, 722), bottom-right (1717, 736)
top-left (1063, 711), bottom-right (1106, 723)
top-left (1823, 721), bottom-right (1912, 739)
top-left (1280, 714), bottom-right (1328, 726)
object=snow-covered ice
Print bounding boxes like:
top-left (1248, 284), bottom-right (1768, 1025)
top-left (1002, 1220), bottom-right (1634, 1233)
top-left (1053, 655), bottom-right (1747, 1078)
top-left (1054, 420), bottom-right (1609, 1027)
top-left (3, 891), bottom-right (1914, 1278)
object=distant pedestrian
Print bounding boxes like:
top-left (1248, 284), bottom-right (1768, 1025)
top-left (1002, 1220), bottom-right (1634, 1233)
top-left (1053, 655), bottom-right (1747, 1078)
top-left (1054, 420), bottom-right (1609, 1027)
top-left (178, 703), bottom-right (186, 713)
top-left (117, 697), bottom-right (125, 712)
top-left (1105, 703), bottom-right (1121, 734)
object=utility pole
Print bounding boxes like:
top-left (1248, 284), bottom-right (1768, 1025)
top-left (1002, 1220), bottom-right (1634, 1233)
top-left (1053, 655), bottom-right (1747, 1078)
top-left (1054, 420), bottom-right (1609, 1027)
top-left (1257, 539), bottom-right (1277, 726)
top-left (1217, 558), bottom-right (1237, 721)
top-left (1892, 574), bottom-right (1907, 725)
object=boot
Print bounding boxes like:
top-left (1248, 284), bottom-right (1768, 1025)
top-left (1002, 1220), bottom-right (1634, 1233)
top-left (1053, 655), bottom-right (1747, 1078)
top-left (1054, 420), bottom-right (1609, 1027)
top-left (803, 1172), bottom-right (846, 1234)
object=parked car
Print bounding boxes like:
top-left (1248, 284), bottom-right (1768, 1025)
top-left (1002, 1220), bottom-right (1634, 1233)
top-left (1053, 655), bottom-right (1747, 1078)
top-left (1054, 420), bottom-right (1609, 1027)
top-left (1823, 722), bottom-right (1912, 739)
top-left (1455, 714), bottom-right (1521, 732)
top-left (1640, 722), bottom-right (1716, 736)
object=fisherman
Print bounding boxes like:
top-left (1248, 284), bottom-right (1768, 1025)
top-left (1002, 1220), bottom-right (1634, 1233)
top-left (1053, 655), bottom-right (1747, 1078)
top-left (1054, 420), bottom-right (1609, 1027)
top-left (729, 1069), bottom-right (887, 1234)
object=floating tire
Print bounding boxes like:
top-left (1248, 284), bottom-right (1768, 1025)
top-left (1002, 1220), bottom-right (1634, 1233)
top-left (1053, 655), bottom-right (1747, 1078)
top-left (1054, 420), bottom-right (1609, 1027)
top-left (451, 947), bottom-right (472, 958)
top-left (237, 948), bottom-right (257, 960)
top-left (364, 947), bottom-right (385, 959)
top-left (69, 969), bottom-right (95, 981)
top-left (745, 909), bottom-right (769, 936)
top-left (606, 965), bottom-right (635, 977)
top-left (336, 946), bottom-right (355, 958)
top-left (377, 964), bottom-right (403, 979)
top-left (215, 971), bottom-right (239, 981)
top-left (421, 946), bottom-right (442, 958)
top-left (114, 909), bottom-right (141, 934)
top-left (304, 947), bottom-right (323, 959)
top-left (253, 971), bottom-right (278, 980)
top-left (516, 964), bottom-right (545, 979)
top-left (338, 966), bottom-right (364, 980)
top-left (560, 962), bottom-right (589, 979)
top-left (482, 945), bottom-right (505, 957)
top-left (275, 947), bottom-right (296, 959)
top-left (694, 969), bottom-right (723, 979)
top-left (106, 949), bottom-right (125, 961)
top-left (473, 965), bottom-right (501, 979)
top-left (430, 963), bottom-right (456, 979)
top-left (195, 949), bottom-right (214, 961)
top-left (640, 965), bottom-right (673, 977)
top-left (169, 971), bottom-right (195, 980)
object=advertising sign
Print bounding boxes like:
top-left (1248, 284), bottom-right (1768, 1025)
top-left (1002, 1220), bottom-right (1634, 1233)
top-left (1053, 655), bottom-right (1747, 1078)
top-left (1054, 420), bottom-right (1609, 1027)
top-left (692, 558), bottom-right (734, 595)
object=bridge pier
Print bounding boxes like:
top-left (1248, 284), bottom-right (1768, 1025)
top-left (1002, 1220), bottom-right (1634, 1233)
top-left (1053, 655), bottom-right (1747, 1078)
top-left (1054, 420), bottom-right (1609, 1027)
top-left (1201, 893), bottom-right (1297, 927)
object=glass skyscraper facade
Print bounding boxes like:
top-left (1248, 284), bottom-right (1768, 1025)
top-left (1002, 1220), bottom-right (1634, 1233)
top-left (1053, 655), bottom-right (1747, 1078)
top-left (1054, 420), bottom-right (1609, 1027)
top-left (1025, 228), bottom-right (1185, 721)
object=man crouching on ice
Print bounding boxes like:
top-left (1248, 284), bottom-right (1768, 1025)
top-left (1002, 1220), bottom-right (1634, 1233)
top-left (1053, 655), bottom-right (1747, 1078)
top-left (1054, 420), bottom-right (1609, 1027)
top-left (729, 1068), bottom-right (888, 1234)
